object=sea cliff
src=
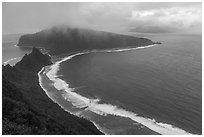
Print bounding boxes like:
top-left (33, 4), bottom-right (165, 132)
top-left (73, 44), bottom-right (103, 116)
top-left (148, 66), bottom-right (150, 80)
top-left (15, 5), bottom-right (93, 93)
top-left (3, 27), bottom-right (160, 134)
top-left (2, 47), bottom-right (103, 135)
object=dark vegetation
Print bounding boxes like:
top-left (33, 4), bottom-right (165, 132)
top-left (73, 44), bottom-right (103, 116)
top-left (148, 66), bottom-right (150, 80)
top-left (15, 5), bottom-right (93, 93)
top-left (3, 27), bottom-right (160, 134)
top-left (2, 47), bottom-right (103, 135)
top-left (17, 26), bottom-right (156, 55)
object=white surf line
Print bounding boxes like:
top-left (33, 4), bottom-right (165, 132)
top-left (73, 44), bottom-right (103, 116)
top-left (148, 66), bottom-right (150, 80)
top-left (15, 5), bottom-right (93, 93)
top-left (3, 57), bottom-right (21, 65)
top-left (104, 44), bottom-right (157, 52)
top-left (42, 44), bottom-right (193, 135)
top-left (3, 45), bottom-right (19, 65)
top-left (37, 67), bottom-right (107, 135)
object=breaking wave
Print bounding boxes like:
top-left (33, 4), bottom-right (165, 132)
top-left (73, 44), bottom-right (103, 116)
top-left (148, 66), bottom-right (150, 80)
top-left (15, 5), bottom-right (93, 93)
top-left (3, 57), bottom-right (21, 65)
top-left (40, 44), bottom-right (192, 135)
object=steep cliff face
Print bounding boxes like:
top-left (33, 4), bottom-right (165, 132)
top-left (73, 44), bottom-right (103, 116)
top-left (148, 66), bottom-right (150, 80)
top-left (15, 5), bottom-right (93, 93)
top-left (17, 26), bottom-right (154, 55)
top-left (15, 47), bottom-right (52, 71)
top-left (2, 75), bottom-right (68, 135)
top-left (2, 48), bottom-right (103, 135)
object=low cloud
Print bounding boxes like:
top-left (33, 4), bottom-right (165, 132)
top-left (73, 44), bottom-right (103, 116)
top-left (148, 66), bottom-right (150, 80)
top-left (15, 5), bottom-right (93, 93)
top-left (128, 6), bottom-right (201, 34)
top-left (3, 2), bottom-right (202, 34)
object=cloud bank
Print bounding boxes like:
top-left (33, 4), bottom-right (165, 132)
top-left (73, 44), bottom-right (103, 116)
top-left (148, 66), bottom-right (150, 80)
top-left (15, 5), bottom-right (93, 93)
top-left (3, 2), bottom-right (201, 34)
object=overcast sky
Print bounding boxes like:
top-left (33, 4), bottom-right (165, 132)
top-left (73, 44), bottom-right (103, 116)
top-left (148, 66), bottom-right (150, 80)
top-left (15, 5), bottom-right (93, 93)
top-left (2, 2), bottom-right (202, 35)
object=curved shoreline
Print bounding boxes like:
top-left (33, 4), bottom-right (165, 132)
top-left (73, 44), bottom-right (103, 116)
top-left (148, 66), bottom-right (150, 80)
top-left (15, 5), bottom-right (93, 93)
top-left (38, 66), bottom-right (107, 135)
top-left (38, 44), bottom-right (193, 135)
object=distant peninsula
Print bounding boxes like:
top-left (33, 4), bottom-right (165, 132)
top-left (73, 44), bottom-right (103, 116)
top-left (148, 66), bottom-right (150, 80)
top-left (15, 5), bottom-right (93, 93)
top-left (3, 26), bottom-right (160, 135)
top-left (17, 26), bottom-right (158, 55)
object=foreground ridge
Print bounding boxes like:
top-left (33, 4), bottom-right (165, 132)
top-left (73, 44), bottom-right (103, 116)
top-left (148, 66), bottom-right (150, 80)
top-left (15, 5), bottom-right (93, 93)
top-left (2, 47), bottom-right (103, 135)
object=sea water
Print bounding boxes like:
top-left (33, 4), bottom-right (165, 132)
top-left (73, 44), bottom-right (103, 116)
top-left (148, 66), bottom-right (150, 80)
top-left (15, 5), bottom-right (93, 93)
top-left (52, 34), bottom-right (201, 134)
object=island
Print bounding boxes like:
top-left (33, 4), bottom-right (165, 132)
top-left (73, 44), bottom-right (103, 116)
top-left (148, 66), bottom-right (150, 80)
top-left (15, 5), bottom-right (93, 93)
top-left (3, 26), bottom-right (161, 134)
top-left (17, 26), bottom-right (158, 55)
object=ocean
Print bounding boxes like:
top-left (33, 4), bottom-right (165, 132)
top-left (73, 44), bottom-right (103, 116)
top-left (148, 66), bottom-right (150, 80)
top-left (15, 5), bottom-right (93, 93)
top-left (3, 34), bottom-right (202, 134)
top-left (2, 34), bottom-right (33, 66)
top-left (2, 34), bottom-right (48, 66)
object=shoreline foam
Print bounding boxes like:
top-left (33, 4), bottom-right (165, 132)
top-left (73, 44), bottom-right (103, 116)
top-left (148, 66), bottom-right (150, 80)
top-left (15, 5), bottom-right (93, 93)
top-left (38, 67), bottom-right (107, 134)
top-left (3, 57), bottom-right (21, 65)
top-left (38, 44), bottom-right (193, 135)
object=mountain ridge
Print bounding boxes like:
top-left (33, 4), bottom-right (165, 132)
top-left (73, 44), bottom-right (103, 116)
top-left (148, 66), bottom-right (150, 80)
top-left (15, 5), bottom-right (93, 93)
top-left (15, 47), bottom-right (52, 71)
top-left (2, 47), bottom-right (103, 135)
top-left (17, 26), bottom-right (156, 55)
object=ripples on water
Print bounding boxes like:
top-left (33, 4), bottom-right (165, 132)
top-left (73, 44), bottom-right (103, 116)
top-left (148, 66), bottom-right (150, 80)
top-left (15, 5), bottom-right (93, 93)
top-left (57, 34), bottom-right (201, 134)
top-left (3, 34), bottom-right (202, 134)
top-left (2, 34), bottom-right (32, 66)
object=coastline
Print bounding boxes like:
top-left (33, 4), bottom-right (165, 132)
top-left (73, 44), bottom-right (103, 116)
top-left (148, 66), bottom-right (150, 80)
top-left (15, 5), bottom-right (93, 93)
top-left (3, 57), bottom-right (21, 65)
top-left (38, 43), bottom-right (193, 135)
top-left (38, 66), bottom-right (108, 135)
top-left (3, 44), bottom-right (51, 66)
top-left (3, 46), bottom-right (104, 135)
